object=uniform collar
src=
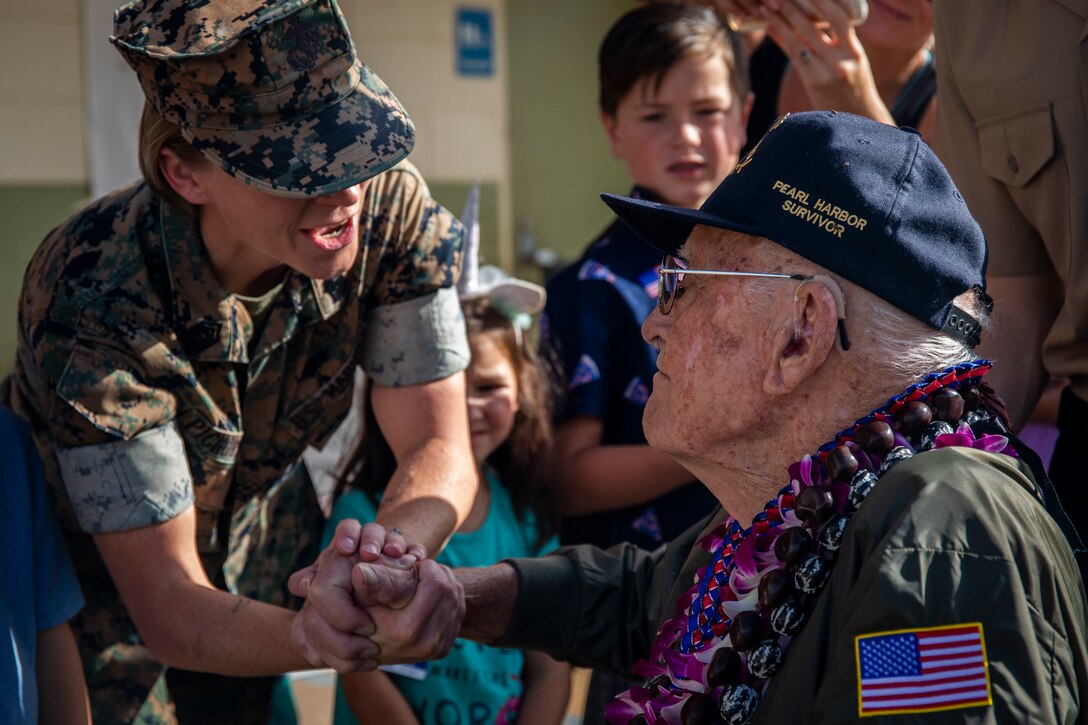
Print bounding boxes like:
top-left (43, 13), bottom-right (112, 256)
top-left (245, 273), bottom-right (349, 361)
top-left (154, 199), bottom-right (350, 364)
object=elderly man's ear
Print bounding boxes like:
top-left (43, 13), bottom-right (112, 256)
top-left (763, 283), bottom-right (839, 395)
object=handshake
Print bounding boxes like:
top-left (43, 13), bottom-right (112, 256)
top-left (286, 520), bottom-right (513, 673)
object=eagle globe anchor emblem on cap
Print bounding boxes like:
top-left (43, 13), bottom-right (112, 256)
top-left (732, 113), bottom-right (788, 176)
top-left (285, 22), bottom-right (322, 72)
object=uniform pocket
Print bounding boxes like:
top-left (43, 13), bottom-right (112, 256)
top-left (173, 407), bottom-right (242, 548)
top-left (977, 102), bottom-right (1056, 189)
top-left (56, 343), bottom-right (174, 440)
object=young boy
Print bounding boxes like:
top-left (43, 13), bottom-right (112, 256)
top-left (545, 3), bottom-right (751, 551)
top-left (541, 6), bottom-right (750, 719)
top-left (1, 406), bottom-right (89, 724)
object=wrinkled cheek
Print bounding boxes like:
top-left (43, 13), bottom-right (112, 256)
top-left (642, 395), bottom-right (662, 445)
top-left (661, 339), bottom-right (708, 451)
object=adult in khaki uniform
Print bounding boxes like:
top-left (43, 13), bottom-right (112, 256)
top-left (0, 1), bottom-right (476, 722)
top-left (932, 0), bottom-right (1088, 539)
top-left (299, 113), bottom-right (1088, 723)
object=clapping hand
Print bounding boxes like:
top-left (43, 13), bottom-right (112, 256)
top-left (761, 0), bottom-right (894, 125)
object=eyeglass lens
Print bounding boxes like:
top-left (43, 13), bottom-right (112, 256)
top-left (658, 255), bottom-right (686, 314)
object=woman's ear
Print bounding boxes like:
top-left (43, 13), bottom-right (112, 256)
top-left (158, 148), bottom-right (210, 206)
top-left (763, 281), bottom-right (839, 395)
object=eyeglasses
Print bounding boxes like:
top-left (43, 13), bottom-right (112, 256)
top-left (657, 254), bottom-right (851, 350)
top-left (657, 254), bottom-right (809, 313)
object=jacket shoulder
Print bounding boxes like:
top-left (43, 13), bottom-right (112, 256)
top-left (856, 446), bottom-right (1068, 562)
top-left (23, 183), bottom-right (157, 325)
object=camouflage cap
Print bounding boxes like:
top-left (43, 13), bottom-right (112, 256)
top-left (111, 0), bottom-right (414, 197)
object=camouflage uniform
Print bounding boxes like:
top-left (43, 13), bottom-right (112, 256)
top-left (0, 1), bottom-right (469, 722)
top-left (2, 160), bottom-right (466, 723)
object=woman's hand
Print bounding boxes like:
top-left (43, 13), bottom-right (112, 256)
top-left (345, 519), bottom-right (428, 565)
top-left (290, 543), bottom-right (381, 673)
top-left (287, 520), bottom-right (426, 672)
top-left (761, 0), bottom-right (894, 125)
top-left (288, 519), bottom-right (424, 600)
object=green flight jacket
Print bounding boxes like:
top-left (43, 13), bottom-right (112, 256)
top-left (504, 447), bottom-right (1088, 723)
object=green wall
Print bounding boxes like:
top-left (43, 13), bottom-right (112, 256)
top-left (506, 0), bottom-right (636, 279)
top-left (0, 185), bottom-right (89, 377)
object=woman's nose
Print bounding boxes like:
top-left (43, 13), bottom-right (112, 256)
top-left (313, 184), bottom-right (361, 207)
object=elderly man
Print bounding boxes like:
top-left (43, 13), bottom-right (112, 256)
top-left (298, 112), bottom-right (1088, 724)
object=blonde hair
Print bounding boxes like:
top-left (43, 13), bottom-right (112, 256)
top-left (137, 102), bottom-right (207, 219)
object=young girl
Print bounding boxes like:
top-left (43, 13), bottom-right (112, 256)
top-left (325, 268), bottom-right (571, 725)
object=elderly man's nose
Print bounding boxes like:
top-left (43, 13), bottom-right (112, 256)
top-left (642, 307), bottom-right (667, 347)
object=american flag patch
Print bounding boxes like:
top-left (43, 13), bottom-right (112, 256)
top-left (856, 623), bottom-right (991, 717)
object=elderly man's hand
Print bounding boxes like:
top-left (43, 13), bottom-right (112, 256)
top-left (288, 520), bottom-right (425, 600)
top-left (287, 520), bottom-right (425, 673)
top-left (351, 559), bottom-right (466, 664)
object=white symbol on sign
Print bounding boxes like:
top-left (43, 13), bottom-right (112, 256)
top-left (458, 21), bottom-right (487, 49)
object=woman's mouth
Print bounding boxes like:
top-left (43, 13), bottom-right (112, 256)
top-left (304, 217), bottom-right (355, 251)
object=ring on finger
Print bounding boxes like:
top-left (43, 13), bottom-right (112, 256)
top-left (800, 49), bottom-right (813, 62)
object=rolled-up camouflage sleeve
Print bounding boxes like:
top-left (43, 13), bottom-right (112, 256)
top-left (361, 287), bottom-right (469, 386)
top-left (55, 421), bottom-right (194, 534)
top-left (31, 334), bottom-right (193, 534)
top-left (360, 161), bottom-right (469, 385)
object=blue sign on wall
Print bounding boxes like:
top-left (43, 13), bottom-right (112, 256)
top-left (456, 7), bottom-right (493, 77)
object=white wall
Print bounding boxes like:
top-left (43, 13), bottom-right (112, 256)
top-left (83, 0), bottom-right (145, 196)
top-left (0, 0), bottom-right (87, 184)
top-left (342, 0), bottom-right (512, 266)
top-left (0, 0), bottom-right (511, 262)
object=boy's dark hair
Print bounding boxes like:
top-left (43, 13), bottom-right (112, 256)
top-left (336, 297), bottom-right (560, 550)
top-left (598, 2), bottom-right (749, 117)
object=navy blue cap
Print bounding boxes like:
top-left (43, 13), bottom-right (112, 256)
top-left (602, 111), bottom-right (990, 348)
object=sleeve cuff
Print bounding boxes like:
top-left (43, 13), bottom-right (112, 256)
top-left (36, 590), bottom-right (84, 632)
top-left (55, 420), bottom-right (195, 534)
top-left (498, 554), bottom-right (583, 653)
top-left (361, 286), bottom-right (470, 387)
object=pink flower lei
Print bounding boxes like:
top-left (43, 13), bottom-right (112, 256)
top-left (605, 360), bottom-right (1017, 725)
